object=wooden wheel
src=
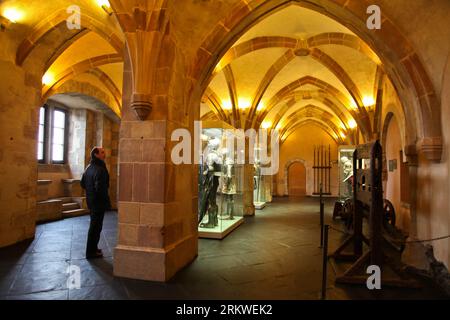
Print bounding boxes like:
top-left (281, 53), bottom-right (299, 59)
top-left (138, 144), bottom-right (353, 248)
top-left (343, 198), bottom-right (354, 229)
top-left (383, 199), bottom-right (396, 227)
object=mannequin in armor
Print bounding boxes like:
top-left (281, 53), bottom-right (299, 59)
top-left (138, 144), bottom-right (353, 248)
top-left (253, 159), bottom-right (262, 203)
top-left (199, 141), bottom-right (222, 228)
top-left (221, 157), bottom-right (237, 220)
top-left (341, 156), bottom-right (353, 197)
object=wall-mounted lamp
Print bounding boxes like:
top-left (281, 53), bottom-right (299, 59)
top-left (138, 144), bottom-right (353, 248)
top-left (0, 16), bottom-right (11, 31)
top-left (261, 121), bottom-right (272, 129)
top-left (96, 0), bottom-right (113, 15)
top-left (42, 72), bottom-right (55, 87)
top-left (237, 98), bottom-right (251, 110)
top-left (348, 119), bottom-right (357, 129)
top-left (362, 96), bottom-right (375, 111)
top-left (221, 100), bottom-right (232, 110)
top-left (1, 8), bottom-right (24, 31)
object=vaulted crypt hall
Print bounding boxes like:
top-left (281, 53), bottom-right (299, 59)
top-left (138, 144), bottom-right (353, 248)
top-left (0, 0), bottom-right (449, 300)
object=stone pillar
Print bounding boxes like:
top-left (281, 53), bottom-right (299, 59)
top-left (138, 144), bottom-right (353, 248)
top-left (405, 144), bottom-right (419, 239)
top-left (110, 122), bottom-right (120, 210)
top-left (114, 120), bottom-right (197, 281)
top-left (243, 164), bottom-right (255, 216)
top-left (243, 136), bottom-right (255, 216)
top-left (111, 2), bottom-right (197, 281)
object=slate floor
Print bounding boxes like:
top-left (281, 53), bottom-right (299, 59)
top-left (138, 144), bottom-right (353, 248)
top-left (0, 197), bottom-right (446, 300)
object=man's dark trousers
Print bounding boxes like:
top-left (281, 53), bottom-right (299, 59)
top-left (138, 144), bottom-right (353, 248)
top-left (86, 208), bottom-right (105, 256)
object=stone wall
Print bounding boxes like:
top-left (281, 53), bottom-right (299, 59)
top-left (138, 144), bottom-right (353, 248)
top-left (95, 113), bottom-right (119, 210)
top-left (384, 115), bottom-right (409, 232)
top-left (380, 67), bottom-right (450, 268)
top-left (276, 124), bottom-right (339, 196)
top-left (0, 34), bottom-right (42, 247)
top-left (68, 109), bottom-right (88, 179)
top-left (37, 165), bottom-right (71, 199)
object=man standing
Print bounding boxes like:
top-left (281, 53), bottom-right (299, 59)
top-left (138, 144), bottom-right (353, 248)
top-left (81, 147), bottom-right (111, 259)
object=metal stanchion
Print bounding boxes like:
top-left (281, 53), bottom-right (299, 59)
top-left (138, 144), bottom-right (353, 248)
top-left (321, 224), bottom-right (329, 300)
top-left (319, 184), bottom-right (324, 248)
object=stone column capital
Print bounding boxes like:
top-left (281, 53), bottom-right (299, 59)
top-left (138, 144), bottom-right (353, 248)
top-left (131, 93), bottom-right (152, 121)
top-left (405, 144), bottom-right (418, 166)
top-left (417, 136), bottom-right (443, 163)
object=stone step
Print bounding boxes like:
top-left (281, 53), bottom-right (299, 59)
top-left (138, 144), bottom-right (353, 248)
top-left (62, 202), bottom-right (80, 211)
top-left (55, 197), bottom-right (73, 204)
top-left (62, 208), bottom-right (89, 218)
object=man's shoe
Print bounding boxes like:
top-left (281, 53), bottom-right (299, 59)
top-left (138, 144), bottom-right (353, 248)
top-left (86, 251), bottom-right (103, 259)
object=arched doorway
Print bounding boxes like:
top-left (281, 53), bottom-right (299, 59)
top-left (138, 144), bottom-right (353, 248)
top-left (111, 0), bottom-right (444, 282)
top-left (288, 162), bottom-right (306, 197)
top-left (382, 112), bottom-right (410, 233)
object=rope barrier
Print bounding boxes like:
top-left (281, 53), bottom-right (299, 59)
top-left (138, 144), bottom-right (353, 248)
top-left (402, 235), bottom-right (450, 244)
top-left (327, 224), bottom-right (450, 244)
top-left (328, 225), bottom-right (352, 236)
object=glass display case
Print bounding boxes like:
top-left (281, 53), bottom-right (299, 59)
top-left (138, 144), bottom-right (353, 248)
top-left (253, 146), bottom-right (266, 209)
top-left (198, 125), bottom-right (244, 239)
top-left (338, 146), bottom-right (356, 200)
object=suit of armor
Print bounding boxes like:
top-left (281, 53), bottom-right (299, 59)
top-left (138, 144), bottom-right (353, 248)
top-left (221, 158), bottom-right (236, 220)
top-left (199, 150), bottom-right (221, 228)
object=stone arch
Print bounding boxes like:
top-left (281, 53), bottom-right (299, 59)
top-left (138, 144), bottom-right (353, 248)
top-left (42, 54), bottom-right (123, 102)
top-left (281, 119), bottom-right (342, 145)
top-left (16, 8), bottom-right (123, 66)
top-left (381, 112), bottom-right (394, 151)
top-left (189, 0), bottom-right (442, 161)
top-left (214, 33), bottom-right (379, 74)
top-left (381, 105), bottom-right (406, 154)
top-left (51, 79), bottom-right (121, 117)
top-left (380, 110), bottom-right (406, 192)
top-left (284, 158), bottom-right (307, 196)
top-left (267, 92), bottom-right (352, 132)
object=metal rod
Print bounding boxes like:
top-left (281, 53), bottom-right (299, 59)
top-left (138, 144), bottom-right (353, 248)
top-left (320, 145), bottom-right (323, 193)
top-left (314, 146), bottom-right (316, 194)
top-left (328, 144), bottom-right (331, 194)
top-left (320, 192), bottom-right (324, 248)
top-left (321, 224), bottom-right (329, 300)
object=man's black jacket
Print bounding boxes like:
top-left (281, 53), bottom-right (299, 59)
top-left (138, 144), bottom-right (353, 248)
top-left (81, 157), bottom-right (111, 211)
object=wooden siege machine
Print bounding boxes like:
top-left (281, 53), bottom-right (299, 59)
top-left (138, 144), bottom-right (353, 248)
top-left (330, 141), bottom-right (419, 288)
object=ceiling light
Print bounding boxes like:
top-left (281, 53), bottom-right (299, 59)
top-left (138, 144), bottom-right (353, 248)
top-left (261, 121), bottom-right (272, 129)
top-left (3, 8), bottom-right (24, 23)
top-left (96, 0), bottom-right (113, 15)
top-left (222, 100), bottom-right (232, 110)
top-left (349, 99), bottom-right (358, 110)
top-left (238, 98), bottom-right (251, 110)
top-left (257, 102), bottom-right (265, 111)
top-left (42, 73), bottom-right (55, 86)
top-left (340, 132), bottom-right (347, 139)
top-left (362, 96), bottom-right (375, 107)
top-left (348, 119), bottom-right (357, 129)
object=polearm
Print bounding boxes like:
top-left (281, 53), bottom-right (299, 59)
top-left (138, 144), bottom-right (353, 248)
top-left (315, 146), bottom-right (317, 193)
top-left (317, 145), bottom-right (320, 194)
top-left (328, 144), bottom-right (331, 194)
top-left (326, 145), bottom-right (329, 193)
top-left (320, 145), bottom-right (323, 193)
top-left (313, 146), bottom-right (315, 194)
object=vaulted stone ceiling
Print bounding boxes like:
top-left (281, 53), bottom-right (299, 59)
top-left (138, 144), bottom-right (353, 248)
top-left (201, 5), bottom-right (382, 144)
top-left (0, 0), bottom-right (124, 116)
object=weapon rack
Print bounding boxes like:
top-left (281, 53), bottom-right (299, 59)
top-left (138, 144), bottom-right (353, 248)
top-left (313, 145), bottom-right (331, 195)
